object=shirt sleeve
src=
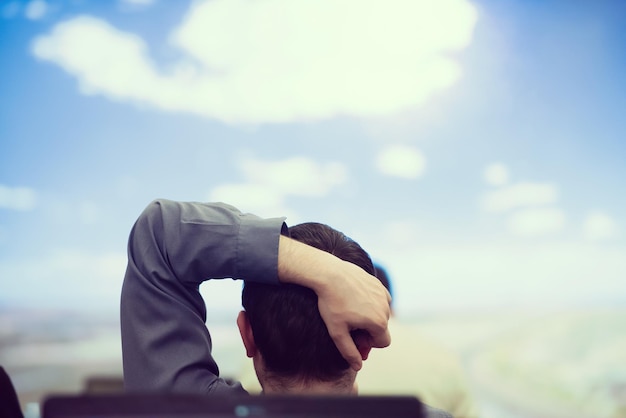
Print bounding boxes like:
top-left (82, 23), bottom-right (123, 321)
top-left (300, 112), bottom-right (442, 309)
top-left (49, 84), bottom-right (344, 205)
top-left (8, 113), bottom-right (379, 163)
top-left (120, 199), bottom-right (286, 394)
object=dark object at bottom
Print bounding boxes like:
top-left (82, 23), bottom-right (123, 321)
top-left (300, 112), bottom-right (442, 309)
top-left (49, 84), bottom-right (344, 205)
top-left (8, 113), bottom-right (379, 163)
top-left (42, 392), bottom-right (427, 418)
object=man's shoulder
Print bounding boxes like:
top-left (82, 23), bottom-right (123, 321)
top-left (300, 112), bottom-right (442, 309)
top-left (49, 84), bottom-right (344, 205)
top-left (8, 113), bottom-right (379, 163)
top-left (424, 404), bottom-right (454, 418)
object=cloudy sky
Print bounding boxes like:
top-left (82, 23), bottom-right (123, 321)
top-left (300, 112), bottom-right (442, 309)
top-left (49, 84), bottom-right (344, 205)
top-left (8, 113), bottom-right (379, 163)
top-left (1, 0), bottom-right (625, 316)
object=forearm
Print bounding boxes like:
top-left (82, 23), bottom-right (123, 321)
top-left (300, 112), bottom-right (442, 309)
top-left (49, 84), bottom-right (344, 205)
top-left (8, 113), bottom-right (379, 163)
top-left (277, 235), bottom-right (339, 292)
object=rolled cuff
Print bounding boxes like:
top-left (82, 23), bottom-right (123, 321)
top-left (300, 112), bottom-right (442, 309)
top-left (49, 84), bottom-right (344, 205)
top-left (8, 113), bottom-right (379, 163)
top-left (236, 214), bottom-right (286, 285)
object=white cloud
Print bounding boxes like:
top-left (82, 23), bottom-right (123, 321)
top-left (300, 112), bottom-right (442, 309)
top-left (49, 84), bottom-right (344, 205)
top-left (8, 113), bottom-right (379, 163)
top-left (32, 17), bottom-right (164, 99)
top-left (241, 157), bottom-right (348, 197)
top-left (0, 185), bottom-right (37, 211)
top-left (508, 207), bottom-right (566, 237)
top-left (376, 145), bottom-right (427, 179)
top-left (210, 183), bottom-right (288, 217)
top-left (31, 0), bottom-right (477, 124)
top-left (584, 211), bottom-right (618, 241)
top-left (484, 162), bottom-right (509, 186)
top-left (481, 182), bottom-right (558, 213)
top-left (209, 156), bottom-right (348, 219)
top-left (0, 249), bottom-right (127, 310)
top-left (372, 240), bottom-right (626, 314)
top-left (211, 186), bottom-right (300, 221)
top-left (25, 0), bottom-right (48, 20)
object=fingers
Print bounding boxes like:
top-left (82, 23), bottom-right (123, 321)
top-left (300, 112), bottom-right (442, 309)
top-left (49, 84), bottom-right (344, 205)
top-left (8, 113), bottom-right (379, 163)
top-left (369, 326), bottom-right (391, 349)
top-left (330, 328), bottom-right (364, 371)
top-left (332, 327), bottom-right (389, 372)
top-left (331, 317), bottom-right (390, 371)
top-left (362, 286), bottom-right (392, 349)
top-left (352, 330), bottom-right (373, 361)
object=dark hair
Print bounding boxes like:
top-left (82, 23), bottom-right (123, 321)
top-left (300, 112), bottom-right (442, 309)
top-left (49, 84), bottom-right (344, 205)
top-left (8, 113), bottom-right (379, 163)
top-left (373, 263), bottom-right (393, 305)
top-left (242, 222), bottom-right (375, 382)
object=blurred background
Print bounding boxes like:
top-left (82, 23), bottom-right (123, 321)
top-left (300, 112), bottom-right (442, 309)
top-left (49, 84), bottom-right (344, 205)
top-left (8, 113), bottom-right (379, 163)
top-left (1, 0), bottom-right (625, 417)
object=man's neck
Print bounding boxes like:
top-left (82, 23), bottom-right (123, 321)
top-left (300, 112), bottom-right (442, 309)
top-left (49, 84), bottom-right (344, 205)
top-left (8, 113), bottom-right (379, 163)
top-left (261, 378), bottom-right (356, 395)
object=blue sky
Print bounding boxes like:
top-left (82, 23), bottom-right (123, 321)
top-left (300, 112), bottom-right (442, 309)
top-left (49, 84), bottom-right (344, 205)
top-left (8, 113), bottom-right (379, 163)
top-left (1, 0), bottom-right (625, 316)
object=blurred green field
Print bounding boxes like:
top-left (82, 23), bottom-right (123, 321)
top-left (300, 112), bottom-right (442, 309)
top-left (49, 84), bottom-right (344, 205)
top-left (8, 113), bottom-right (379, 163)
top-left (2, 308), bottom-right (625, 417)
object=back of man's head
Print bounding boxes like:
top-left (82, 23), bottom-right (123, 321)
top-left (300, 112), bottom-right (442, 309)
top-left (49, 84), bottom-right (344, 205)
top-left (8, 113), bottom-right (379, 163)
top-left (241, 222), bottom-right (375, 389)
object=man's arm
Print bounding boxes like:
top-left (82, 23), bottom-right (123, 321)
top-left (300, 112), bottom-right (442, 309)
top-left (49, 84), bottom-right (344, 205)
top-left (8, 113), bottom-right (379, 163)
top-left (120, 199), bottom-right (285, 394)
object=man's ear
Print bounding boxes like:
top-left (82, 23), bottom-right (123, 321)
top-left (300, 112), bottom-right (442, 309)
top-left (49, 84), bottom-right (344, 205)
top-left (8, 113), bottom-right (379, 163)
top-left (236, 310), bottom-right (257, 358)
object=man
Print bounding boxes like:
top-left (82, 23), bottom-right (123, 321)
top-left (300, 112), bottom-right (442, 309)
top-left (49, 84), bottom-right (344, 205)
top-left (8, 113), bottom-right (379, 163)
top-left (120, 199), bottom-right (451, 417)
top-left (121, 199), bottom-right (389, 393)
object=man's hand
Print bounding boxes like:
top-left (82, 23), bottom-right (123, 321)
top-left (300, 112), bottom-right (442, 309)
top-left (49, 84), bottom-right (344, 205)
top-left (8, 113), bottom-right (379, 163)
top-left (277, 236), bottom-right (392, 371)
top-left (315, 260), bottom-right (392, 370)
